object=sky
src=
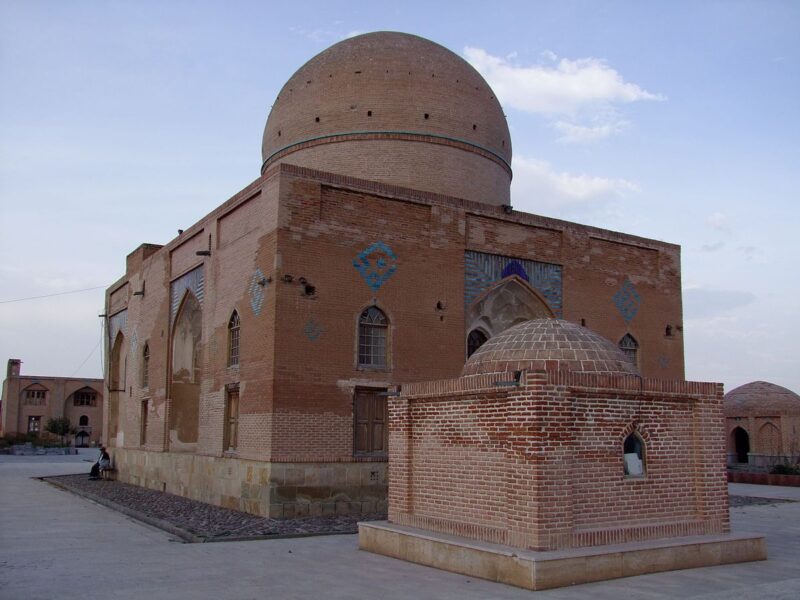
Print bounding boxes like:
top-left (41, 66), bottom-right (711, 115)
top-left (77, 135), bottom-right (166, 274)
top-left (1, 0), bottom-right (798, 394)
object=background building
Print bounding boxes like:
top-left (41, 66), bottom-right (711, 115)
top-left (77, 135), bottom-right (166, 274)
top-left (104, 32), bottom-right (685, 518)
top-left (1, 359), bottom-right (104, 446)
top-left (724, 381), bottom-right (800, 468)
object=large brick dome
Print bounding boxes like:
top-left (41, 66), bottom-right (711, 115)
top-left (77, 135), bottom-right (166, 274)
top-left (462, 319), bottom-right (640, 377)
top-left (262, 32), bottom-right (512, 206)
top-left (724, 381), bottom-right (800, 415)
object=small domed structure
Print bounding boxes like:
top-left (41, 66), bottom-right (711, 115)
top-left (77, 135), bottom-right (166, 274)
top-left (262, 31), bottom-right (512, 206)
top-left (724, 381), bottom-right (800, 416)
top-left (462, 319), bottom-right (640, 377)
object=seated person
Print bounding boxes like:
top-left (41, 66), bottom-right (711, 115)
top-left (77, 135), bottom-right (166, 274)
top-left (98, 449), bottom-right (111, 473)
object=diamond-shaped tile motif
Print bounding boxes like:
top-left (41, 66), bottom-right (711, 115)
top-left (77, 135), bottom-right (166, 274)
top-left (304, 317), bottom-right (324, 342)
top-left (613, 279), bottom-right (642, 324)
top-left (249, 269), bottom-right (267, 316)
top-left (353, 241), bottom-right (397, 291)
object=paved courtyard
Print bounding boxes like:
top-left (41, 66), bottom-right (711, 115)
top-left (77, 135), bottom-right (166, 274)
top-left (1, 452), bottom-right (799, 600)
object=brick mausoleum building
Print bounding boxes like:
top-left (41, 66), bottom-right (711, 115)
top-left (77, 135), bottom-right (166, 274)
top-left (379, 319), bottom-right (729, 551)
top-left (724, 381), bottom-right (800, 467)
top-left (105, 32), bottom-right (688, 518)
top-left (1, 359), bottom-right (104, 447)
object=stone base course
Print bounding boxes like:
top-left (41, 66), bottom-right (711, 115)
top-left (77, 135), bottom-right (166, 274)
top-left (358, 521), bottom-right (767, 591)
top-left (113, 448), bottom-right (387, 518)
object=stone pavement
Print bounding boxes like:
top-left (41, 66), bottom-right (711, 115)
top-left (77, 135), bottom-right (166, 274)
top-left (1, 453), bottom-right (799, 600)
top-left (45, 474), bottom-right (385, 541)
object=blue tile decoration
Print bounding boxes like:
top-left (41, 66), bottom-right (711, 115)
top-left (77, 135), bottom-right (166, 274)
top-left (353, 241), bottom-right (398, 291)
top-left (658, 354), bottom-right (670, 369)
top-left (249, 269), bottom-right (267, 316)
top-left (304, 317), bottom-right (324, 342)
top-left (613, 279), bottom-right (642, 324)
top-left (464, 251), bottom-right (562, 317)
top-left (108, 309), bottom-right (128, 343)
top-left (500, 260), bottom-right (529, 282)
top-left (170, 266), bottom-right (204, 322)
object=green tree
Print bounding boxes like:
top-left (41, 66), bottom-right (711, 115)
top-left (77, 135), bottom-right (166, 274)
top-left (45, 417), bottom-right (74, 446)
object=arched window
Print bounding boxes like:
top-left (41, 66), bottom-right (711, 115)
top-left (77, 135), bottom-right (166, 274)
top-left (79, 415), bottom-right (89, 427)
top-left (228, 311), bottom-right (240, 367)
top-left (142, 343), bottom-right (150, 388)
top-left (619, 334), bottom-right (639, 365)
top-left (623, 432), bottom-right (646, 476)
top-left (467, 329), bottom-right (488, 358)
top-left (358, 306), bottom-right (388, 368)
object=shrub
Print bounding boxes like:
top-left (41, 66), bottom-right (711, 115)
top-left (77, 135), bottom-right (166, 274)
top-left (770, 463), bottom-right (800, 475)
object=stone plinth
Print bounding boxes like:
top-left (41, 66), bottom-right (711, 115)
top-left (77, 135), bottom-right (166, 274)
top-left (358, 521), bottom-right (767, 591)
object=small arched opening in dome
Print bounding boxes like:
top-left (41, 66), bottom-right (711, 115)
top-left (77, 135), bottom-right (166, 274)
top-left (623, 431), bottom-right (646, 477)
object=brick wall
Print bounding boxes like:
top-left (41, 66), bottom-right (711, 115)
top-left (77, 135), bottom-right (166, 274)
top-left (105, 163), bottom-right (687, 517)
top-left (389, 370), bottom-right (728, 550)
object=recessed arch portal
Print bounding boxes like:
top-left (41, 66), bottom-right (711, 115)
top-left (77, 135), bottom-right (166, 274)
top-left (732, 427), bottom-right (750, 464)
top-left (169, 290), bottom-right (202, 452)
top-left (465, 275), bottom-right (555, 355)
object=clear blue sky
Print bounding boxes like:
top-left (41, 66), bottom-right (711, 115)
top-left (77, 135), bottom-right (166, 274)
top-left (1, 0), bottom-right (798, 393)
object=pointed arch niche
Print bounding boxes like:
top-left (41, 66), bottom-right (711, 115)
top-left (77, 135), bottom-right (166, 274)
top-left (169, 290), bottom-right (202, 452)
top-left (465, 275), bottom-right (555, 354)
top-left (108, 332), bottom-right (127, 446)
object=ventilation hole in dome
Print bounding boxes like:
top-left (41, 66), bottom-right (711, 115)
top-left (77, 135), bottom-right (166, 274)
top-left (502, 140), bottom-right (505, 146)
top-left (424, 113), bottom-right (429, 120)
top-left (315, 117), bottom-right (320, 122)
top-left (472, 124), bottom-right (477, 131)
top-left (367, 110), bottom-right (372, 117)
top-left (328, 74), bottom-right (332, 77)
top-left (456, 79), bottom-right (459, 83)
top-left (278, 130), bottom-right (281, 137)
top-left (306, 80), bottom-right (311, 84)
top-left (581, 318), bottom-right (586, 327)
top-left (431, 73), bottom-right (435, 77)
top-left (354, 70), bottom-right (361, 74)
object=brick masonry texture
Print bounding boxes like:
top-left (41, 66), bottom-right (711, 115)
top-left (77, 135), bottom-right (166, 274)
top-left (388, 370), bottom-right (729, 551)
top-left (262, 32), bottom-right (512, 206)
top-left (104, 160), bottom-right (686, 518)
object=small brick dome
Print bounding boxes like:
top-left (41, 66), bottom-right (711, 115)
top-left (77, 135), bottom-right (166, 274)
top-left (262, 32), bottom-right (512, 206)
top-left (462, 319), bottom-right (640, 377)
top-left (724, 381), bottom-right (800, 416)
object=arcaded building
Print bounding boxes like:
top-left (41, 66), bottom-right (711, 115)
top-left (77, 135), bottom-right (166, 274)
top-left (724, 381), bottom-right (800, 467)
top-left (105, 32), bottom-right (686, 518)
top-left (1, 359), bottom-right (104, 446)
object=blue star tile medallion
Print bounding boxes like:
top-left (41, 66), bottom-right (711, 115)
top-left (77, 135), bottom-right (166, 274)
top-left (353, 241), bottom-right (398, 291)
top-left (613, 279), bottom-right (642, 324)
top-left (249, 269), bottom-right (267, 316)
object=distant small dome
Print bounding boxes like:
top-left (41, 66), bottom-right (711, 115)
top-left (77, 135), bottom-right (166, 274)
top-left (261, 31), bottom-right (512, 206)
top-left (462, 319), bottom-right (639, 377)
top-left (724, 381), bottom-right (800, 416)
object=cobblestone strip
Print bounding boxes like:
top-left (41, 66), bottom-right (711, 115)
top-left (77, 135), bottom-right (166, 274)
top-left (43, 474), bottom-right (386, 543)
